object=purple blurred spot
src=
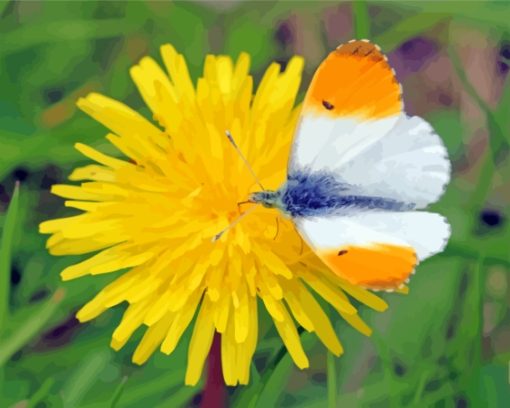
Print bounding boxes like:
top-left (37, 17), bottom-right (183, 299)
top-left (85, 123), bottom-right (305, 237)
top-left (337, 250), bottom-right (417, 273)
top-left (497, 41), bottom-right (510, 75)
top-left (0, 184), bottom-right (10, 204)
top-left (391, 37), bottom-right (438, 77)
top-left (44, 87), bottom-right (64, 104)
top-left (438, 93), bottom-right (453, 107)
top-left (501, 42), bottom-right (510, 59)
top-left (11, 263), bottom-right (21, 285)
top-left (12, 166), bottom-right (29, 182)
top-left (275, 21), bottom-right (293, 47)
top-left (497, 62), bottom-right (508, 75)
top-left (41, 165), bottom-right (62, 189)
top-left (480, 208), bottom-right (504, 227)
top-left (41, 315), bottom-right (81, 348)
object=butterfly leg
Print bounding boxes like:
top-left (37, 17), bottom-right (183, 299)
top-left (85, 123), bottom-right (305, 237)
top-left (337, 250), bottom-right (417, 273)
top-left (273, 216), bottom-right (280, 240)
top-left (237, 200), bottom-right (252, 214)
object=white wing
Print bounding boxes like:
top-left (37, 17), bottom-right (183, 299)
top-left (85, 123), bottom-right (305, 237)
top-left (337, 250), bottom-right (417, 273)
top-left (290, 114), bottom-right (450, 209)
top-left (295, 211), bottom-right (451, 289)
top-left (297, 211), bottom-right (450, 261)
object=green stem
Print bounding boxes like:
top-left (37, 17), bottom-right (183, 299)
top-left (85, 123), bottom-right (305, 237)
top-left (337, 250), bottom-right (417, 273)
top-left (468, 255), bottom-right (486, 405)
top-left (352, 0), bottom-right (370, 39)
top-left (327, 351), bottom-right (337, 408)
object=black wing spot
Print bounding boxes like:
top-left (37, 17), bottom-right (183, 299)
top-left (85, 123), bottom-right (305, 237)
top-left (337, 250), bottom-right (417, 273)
top-left (322, 100), bottom-right (334, 110)
top-left (337, 249), bottom-right (348, 256)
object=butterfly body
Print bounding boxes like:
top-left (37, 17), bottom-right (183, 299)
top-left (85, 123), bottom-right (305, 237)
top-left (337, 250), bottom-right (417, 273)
top-left (251, 171), bottom-right (413, 217)
top-left (251, 39), bottom-right (451, 291)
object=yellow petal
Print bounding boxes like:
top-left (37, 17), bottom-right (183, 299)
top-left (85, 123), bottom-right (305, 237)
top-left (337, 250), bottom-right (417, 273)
top-left (234, 283), bottom-right (250, 343)
top-left (77, 93), bottom-right (165, 148)
top-left (237, 296), bottom-right (258, 385)
top-left (69, 164), bottom-right (116, 182)
top-left (111, 299), bottom-right (151, 350)
top-left (286, 279), bottom-right (343, 356)
top-left (185, 298), bottom-right (216, 385)
top-left (160, 44), bottom-right (196, 101)
top-left (213, 294), bottom-right (231, 333)
top-left (338, 279), bottom-right (388, 312)
top-left (60, 245), bottom-right (153, 280)
top-left (253, 244), bottom-right (292, 279)
top-left (133, 313), bottom-right (173, 365)
top-left (161, 290), bottom-right (202, 355)
top-left (74, 143), bottom-right (127, 169)
top-left (221, 316), bottom-right (237, 386)
top-left (300, 269), bottom-right (357, 315)
top-left (273, 305), bottom-right (309, 369)
top-left (130, 56), bottom-right (176, 118)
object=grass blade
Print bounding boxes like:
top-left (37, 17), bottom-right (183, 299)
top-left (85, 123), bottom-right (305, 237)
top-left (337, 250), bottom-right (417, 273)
top-left (156, 383), bottom-right (202, 408)
top-left (0, 182), bottom-right (20, 334)
top-left (449, 46), bottom-right (510, 162)
top-left (0, 18), bottom-right (144, 55)
top-left (255, 352), bottom-right (293, 408)
top-left (27, 377), bottom-right (55, 408)
top-left (375, 13), bottom-right (449, 51)
top-left (0, 288), bottom-right (65, 366)
top-left (110, 376), bottom-right (128, 408)
top-left (61, 349), bottom-right (111, 407)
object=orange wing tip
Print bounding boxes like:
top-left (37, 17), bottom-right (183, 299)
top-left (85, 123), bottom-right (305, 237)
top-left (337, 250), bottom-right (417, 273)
top-left (303, 39), bottom-right (403, 120)
top-left (319, 244), bottom-right (417, 291)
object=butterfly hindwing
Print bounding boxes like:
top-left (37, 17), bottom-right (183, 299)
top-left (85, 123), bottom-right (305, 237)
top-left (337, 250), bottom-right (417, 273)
top-left (296, 212), bottom-right (450, 290)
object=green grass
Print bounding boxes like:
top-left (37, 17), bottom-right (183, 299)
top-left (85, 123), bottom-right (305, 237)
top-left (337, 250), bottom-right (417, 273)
top-left (1, 1), bottom-right (510, 407)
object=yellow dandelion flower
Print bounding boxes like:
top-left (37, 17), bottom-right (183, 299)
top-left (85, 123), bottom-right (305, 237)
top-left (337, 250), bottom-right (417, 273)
top-left (40, 44), bottom-right (389, 386)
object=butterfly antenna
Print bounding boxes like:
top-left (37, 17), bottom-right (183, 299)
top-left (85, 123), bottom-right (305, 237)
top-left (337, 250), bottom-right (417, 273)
top-left (212, 205), bottom-right (258, 242)
top-left (225, 130), bottom-right (265, 190)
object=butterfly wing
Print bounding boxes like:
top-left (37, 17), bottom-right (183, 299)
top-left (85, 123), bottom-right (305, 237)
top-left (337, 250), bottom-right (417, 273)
top-left (296, 212), bottom-right (450, 290)
top-left (290, 40), bottom-right (450, 209)
top-left (288, 40), bottom-right (451, 289)
top-left (289, 39), bottom-right (402, 172)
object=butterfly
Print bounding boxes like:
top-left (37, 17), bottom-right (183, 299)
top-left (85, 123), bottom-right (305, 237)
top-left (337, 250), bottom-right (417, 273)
top-left (226, 39), bottom-right (451, 291)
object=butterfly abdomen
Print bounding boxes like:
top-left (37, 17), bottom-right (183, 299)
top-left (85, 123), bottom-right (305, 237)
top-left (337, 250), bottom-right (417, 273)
top-left (281, 171), bottom-right (413, 217)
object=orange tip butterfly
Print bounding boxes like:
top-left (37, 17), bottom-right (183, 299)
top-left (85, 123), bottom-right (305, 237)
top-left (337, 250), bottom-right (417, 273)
top-left (231, 39), bottom-right (451, 291)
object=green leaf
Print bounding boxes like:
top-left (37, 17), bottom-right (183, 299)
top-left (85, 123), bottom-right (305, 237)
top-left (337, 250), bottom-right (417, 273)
top-left (0, 182), bottom-right (20, 333)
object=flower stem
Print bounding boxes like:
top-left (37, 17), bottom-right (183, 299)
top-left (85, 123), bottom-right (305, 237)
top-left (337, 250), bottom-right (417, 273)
top-left (327, 351), bottom-right (337, 408)
top-left (201, 332), bottom-right (226, 408)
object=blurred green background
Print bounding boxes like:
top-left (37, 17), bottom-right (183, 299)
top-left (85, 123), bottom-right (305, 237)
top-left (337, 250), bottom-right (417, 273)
top-left (1, 0), bottom-right (510, 407)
